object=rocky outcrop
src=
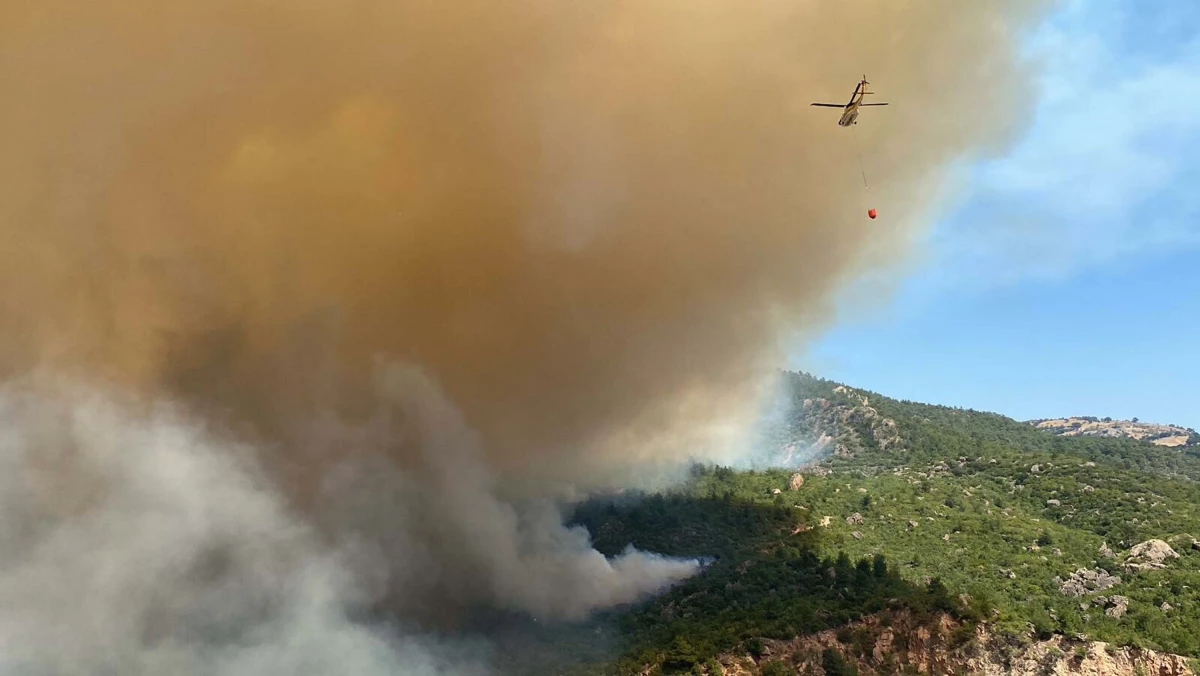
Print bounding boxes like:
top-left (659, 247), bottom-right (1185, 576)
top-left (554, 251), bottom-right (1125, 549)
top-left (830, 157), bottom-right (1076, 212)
top-left (1057, 568), bottom-right (1121, 597)
top-left (1125, 539), bottom-right (1180, 571)
top-left (770, 388), bottom-right (903, 465)
top-left (1029, 417), bottom-right (1197, 447)
top-left (1103, 595), bottom-right (1130, 619)
top-left (978, 632), bottom-right (1190, 676)
top-left (789, 473), bottom-right (805, 491)
top-left (709, 612), bottom-right (1193, 676)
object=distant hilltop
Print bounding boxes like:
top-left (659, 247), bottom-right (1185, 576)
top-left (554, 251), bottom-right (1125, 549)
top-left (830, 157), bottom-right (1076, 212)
top-left (1028, 416), bottom-right (1199, 447)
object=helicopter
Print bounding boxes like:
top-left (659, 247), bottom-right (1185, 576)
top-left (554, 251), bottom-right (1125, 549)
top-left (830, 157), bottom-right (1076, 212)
top-left (810, 75), bottom-right (889, 127)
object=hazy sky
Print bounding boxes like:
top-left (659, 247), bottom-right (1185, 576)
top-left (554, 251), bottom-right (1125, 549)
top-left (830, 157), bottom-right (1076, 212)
top-left (797, 0), bottom-right (1200, 429)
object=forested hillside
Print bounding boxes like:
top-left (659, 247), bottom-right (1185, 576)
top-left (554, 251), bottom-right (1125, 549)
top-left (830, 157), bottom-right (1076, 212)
top-left (491, 372), bottom-right (1200, 674)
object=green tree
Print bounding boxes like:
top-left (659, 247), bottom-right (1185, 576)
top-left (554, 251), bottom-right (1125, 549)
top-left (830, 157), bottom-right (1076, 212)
top-left (821, 648), bottom-right (858, 676)
top-left (663, 637), bottom-right (699, 673)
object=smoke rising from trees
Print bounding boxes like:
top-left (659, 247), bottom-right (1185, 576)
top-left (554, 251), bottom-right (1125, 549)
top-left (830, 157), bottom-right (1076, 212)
top-left (0, 0), bottom-right (1050, 671)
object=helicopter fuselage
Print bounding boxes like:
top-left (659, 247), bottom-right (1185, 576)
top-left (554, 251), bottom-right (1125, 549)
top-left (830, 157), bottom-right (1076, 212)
top-left (811, 77), bottom-right (884, 128)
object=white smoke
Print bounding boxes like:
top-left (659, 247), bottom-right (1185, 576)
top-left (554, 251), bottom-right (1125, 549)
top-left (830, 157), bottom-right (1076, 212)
top-left (314, 363), bottom-right (700, 621)
top-left (0, 369), bottom-right (697, 674)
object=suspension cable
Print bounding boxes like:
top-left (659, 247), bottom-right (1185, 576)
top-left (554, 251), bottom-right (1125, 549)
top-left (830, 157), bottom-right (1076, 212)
top-left (851, 122), bottom-right (869, 190)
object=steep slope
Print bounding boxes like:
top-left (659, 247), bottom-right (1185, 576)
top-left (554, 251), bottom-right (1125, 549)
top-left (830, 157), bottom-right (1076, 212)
top-left (754, 374), bottom-right (905, 466)
top-left (771, 370), bottom-right (1200, 480)
top-left (771, 373), bottom-right (1200, 651)
top-left (718, 611), bottom-right (1193, 676)
top-left (515, 371), bottom-right (1200, 675)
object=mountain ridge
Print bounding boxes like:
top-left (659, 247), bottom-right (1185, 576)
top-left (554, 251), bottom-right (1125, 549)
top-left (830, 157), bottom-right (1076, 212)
top-left (1027, 416), bottom-right (1199, 447)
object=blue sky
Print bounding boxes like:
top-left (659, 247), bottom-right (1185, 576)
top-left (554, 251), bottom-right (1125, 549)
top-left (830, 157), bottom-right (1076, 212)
top-left (795, 0), bottom-right (1200, 429)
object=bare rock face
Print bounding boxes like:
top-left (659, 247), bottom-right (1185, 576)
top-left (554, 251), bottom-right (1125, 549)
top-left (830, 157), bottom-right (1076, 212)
top-left (1058, 568), bottom-right (1122, 597)
top-left (779, 387), bottom-right (904, 463)
top-left (990, 637), bottom-right (1193, 676)
top-left (846, 512), bottom-right (864, 525)
top-left (1125, 539), bottom-right (1180, 571)
top-left (788, 473), bottom-right (804, 491)
top-left (1099, 542), bottom-right (1116, 559)
top-left (1031, 416), bottom-right (1197, 447)
top-left (709, 612), bottom-right (1195, 676)
top-left (1105, 595), bottom-right (1130, 619)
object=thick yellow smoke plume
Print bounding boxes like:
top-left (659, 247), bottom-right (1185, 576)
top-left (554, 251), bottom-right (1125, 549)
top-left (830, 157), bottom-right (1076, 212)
top-left (1, 0), bottom-right (1045, 475)
top-left (0, 0), bottom-right (1051, 662)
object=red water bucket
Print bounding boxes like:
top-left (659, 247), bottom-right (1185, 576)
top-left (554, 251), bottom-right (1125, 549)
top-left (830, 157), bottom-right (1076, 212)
top-left (868, 208), bottom-right (877, 219)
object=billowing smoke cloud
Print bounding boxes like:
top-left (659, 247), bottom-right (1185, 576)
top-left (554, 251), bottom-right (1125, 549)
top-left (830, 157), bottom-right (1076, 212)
top-left (0, 0), bottom-right (1051, 669)
top-left (312, 363), bottom-right (701, 622)
top-left (0, 376), bottom-right (490, 675)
